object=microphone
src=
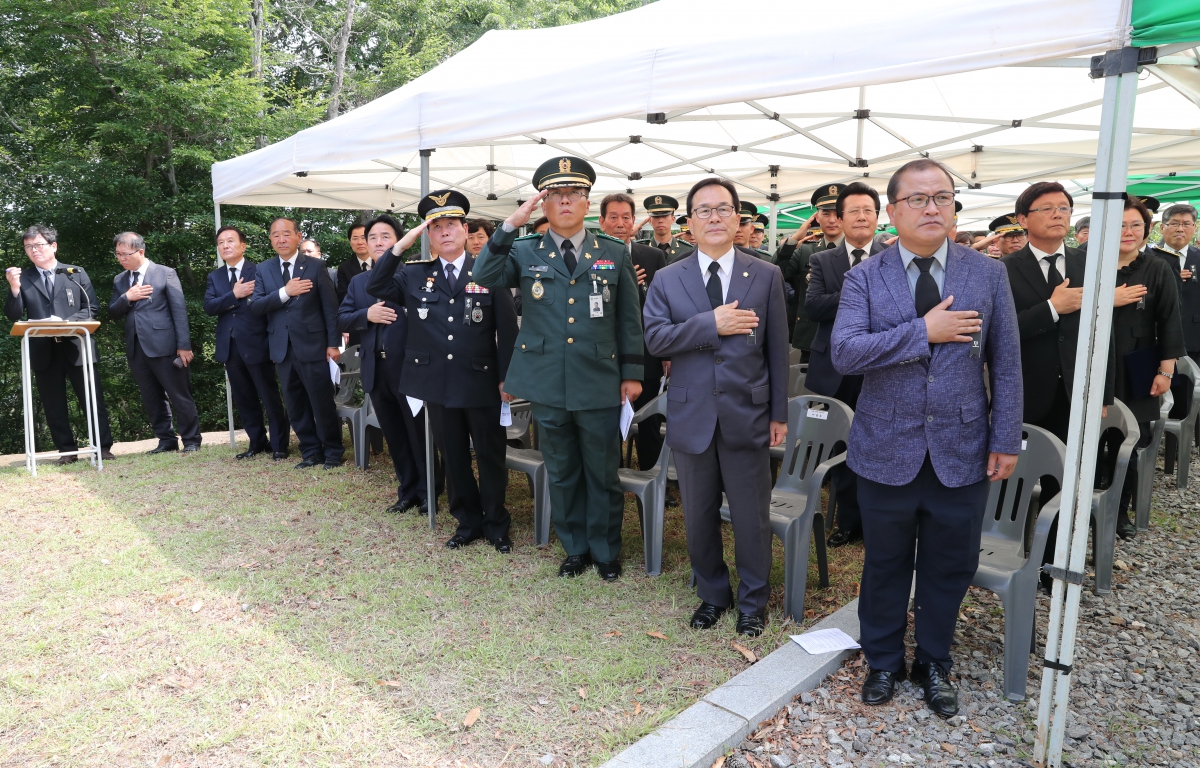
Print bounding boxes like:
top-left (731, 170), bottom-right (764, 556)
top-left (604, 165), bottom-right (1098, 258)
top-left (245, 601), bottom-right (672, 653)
top-left (55, 267), bottom-right (84, 275)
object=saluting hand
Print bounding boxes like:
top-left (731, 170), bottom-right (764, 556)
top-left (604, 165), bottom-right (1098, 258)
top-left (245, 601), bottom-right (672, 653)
top-left (391, 218), bottom-right (432, 257)
top-left (366, 300), bottom-right (397, 325)
top-left (1049, 278), bottom-right (1083, 314)
top-left (713, 299), bottom-right (759, 336)
top-left (923, 296), bottom-right (981, 344)
top-left (504, 190), bottom-right (549, 230)
top-left (232, 277), bottom-right (255, 299)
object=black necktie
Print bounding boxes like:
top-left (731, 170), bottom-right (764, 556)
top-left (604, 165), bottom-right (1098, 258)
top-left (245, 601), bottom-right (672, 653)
top-left (228, 266), bottom-right (237, 288)
top-left (445, 263), bottom-right (457, 293)
top-left (706, 261), bottom-right (724, 309)
top-left (1044, 256), bottom-right (1063, 291)
top-left (362, 260), bottom-right (371, 272)
top-left (42, 269), bottom-right (53, 297)
top-left (657, 241), bottom-right (671, 255)
top-left (851, 248), bottom-right (865, 267)
top-left (562, 239), bottom-right (578, 273)
top-left (129, 270), bottom-right (139, 288)
top-left (913, 257), bottom-right (940, 317)
top-left (281, 261), bottom-right (291, 283)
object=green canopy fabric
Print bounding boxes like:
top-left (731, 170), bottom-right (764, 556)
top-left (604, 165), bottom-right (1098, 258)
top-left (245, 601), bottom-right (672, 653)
top-left (1132, 0), bottom-right (1200, 46)
top-left (1127, 172), bottom-right (1200, 204)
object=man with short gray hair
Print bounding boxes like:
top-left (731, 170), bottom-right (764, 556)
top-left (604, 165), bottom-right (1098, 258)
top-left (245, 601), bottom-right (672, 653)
top-left (1153, 203), bottom-right (1200, 359)
top-left (108, 231), bottom-right (201, 453)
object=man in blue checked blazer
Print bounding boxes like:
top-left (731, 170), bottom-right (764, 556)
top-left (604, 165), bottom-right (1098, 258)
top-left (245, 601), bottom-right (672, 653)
top-left (831, 159), bottom-right (1022, 719)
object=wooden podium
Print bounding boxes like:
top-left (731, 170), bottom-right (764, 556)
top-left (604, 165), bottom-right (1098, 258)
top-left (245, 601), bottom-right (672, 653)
top-left (10, 320), bottom-right (104, 475)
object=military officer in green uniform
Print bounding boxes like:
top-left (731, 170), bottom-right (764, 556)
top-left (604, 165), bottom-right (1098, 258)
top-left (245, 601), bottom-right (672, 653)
top-left (676, 215), bottom-right (695, 247)
top-left (733, 201), bottom-right (757, 249)
top-left (474, 156), bottom-right (644, 581)
top-left (637, 194), bottom-right (686, 263)
top-left (750, 213), bottom-right (771, 254)
top-left (774, 184), bottom-right (846, 354)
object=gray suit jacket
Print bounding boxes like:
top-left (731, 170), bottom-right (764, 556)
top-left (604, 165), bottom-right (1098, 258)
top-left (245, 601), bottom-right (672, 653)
top-left (643, 250), bottom-right (789, 454)
top-left (108, 261), bottom-right (191, 359)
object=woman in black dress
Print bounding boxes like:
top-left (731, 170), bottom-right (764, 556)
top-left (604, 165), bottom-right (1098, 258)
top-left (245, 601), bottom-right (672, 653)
top-left (1111, 197), bottom-right (1185, 538)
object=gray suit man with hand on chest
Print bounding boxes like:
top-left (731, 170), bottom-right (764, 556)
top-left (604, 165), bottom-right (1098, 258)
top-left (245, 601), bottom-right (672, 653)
top-left (643, 177), bottom-right (790, 638)
top-left (1153, 203), bottom-right (1200, 358)
top-left (108, 231), bottom-right (202, 453)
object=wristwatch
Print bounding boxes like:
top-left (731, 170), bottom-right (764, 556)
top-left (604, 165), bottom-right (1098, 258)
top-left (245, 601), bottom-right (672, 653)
top-left (1158, 370), bottom-right (1175, 379)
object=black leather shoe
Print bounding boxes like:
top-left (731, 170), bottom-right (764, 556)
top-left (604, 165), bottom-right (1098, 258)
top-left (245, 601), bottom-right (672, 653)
top-left (411, 500), bottom-right (429, 516)
top-left (910, 660), bottom-right (958, 719)
top-left (183, 444), bottom-right (201, 453)
top-left (827, 528), bottom-right (862, 548)
top-left (272, 451), bottom-right (289, 461)
top-left (295, 459), bottom-right (320, 469)
top-left (1116, 512), bottom-right (1137, 540)
top-left (736, 612), bottom-right (766, 637)
top-left (322, 459), bottom-right (342, 469)
top-left (236, 449), bottom-right (260, 460)
top-left (445, 533), bottom-right (481, 549)
top-left (148, 444), bottom-right (178, 454)
top-left (490, 536), bottom-right (513, 554)
top-left (690, 602), bottom-right (727, 629)
top-left (57, 455), bottom-right (78, 465)
top-left (861, 666), bottom-right (906, 705)
top-left (385, 498), bottom-right (419, 514)
top-left (665, 495), bottom-right (680, 509)
top-left (596, 559), bottom-right (621, 581)
top-left (101, 450), bottom-right (116, 461)
top-left (558, 553), bottom-right (593, 577)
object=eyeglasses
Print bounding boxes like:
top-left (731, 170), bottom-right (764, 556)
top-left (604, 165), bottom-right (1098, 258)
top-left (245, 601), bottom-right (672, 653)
top-left (546, 189), bottom-right (588, 202)
top-left (115, 249), bottom-right (142, 258)
top-left (1164, 219), bottom-right (1197, 229)
top-left (841, 208), bottom-right (878, 218)
top-left (691, 204), bottom-right (737, 220)
top-left (23, 241), bottom-right (51, 252)
top-left (893, 192), bottom-right (955, 209)
top-left (1028, 205), bottom-right (1073, 216)
top-left (1121, 222), bottom-right (1145, 232)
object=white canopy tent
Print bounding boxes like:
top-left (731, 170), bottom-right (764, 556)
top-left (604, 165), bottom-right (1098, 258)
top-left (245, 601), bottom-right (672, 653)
top-left (212, 4), bottom-right (1200, 767)
top-left (212, 0), bottom-right (1200, 238)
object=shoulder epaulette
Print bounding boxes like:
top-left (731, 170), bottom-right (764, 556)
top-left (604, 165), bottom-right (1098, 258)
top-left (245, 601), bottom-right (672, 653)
top-left (515, 233), bottom-right (541, 241)
top-left (404, 257), bottom-right (438, 265)
top-left (596, 233), bottom-right (626, 245)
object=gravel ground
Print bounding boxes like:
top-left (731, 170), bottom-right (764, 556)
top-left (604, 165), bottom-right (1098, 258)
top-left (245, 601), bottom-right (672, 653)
top-left (725, 455), bottom-right (1200, 768)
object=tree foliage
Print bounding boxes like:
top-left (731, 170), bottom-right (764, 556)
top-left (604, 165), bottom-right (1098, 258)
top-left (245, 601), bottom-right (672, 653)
top-left (0, 0), bottom-right (642, 453)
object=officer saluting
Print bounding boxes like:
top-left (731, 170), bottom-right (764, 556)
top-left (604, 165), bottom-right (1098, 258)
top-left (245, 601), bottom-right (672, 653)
top-left (637, 194), bottom-right (686, 263)
top-left (474, 156), bottom-right (645, 581)
top-left (367, 191), bottom-right (519, 552)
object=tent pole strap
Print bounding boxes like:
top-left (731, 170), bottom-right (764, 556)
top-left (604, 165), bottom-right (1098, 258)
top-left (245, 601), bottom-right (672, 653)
top-left (419, 148), bottom-right (436, 526)
top-left (420, 149), bottom-right (433, 261)
top-left (1032, 49), bottom-right (1140, 768)
top-left (214, 202), bottom-right (237, 452)
top-left (769, 202), bottom-right (778, 251)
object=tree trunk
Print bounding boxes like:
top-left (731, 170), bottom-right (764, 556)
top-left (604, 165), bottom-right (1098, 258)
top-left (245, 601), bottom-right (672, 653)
top-left (163, 131), bottom-right (179, 197)
top-left (326, 0), bottom-right (355, 121)
top-left (250, 0), bottom-right (266, 148)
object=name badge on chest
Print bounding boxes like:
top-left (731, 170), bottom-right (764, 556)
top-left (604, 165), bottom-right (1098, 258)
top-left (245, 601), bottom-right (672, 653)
top-left (66, 288), bottom-right (74, 307)
top-left (589, 293), bottom-right (604, 319)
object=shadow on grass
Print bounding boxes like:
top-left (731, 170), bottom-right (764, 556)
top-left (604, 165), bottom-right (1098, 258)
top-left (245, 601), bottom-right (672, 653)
top-left (0, 432), bottom-right (861, 767)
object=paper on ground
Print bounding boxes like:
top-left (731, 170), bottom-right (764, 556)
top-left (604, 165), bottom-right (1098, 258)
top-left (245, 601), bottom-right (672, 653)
top-left (328, 358), bottom-right (341, 384)
top-left (500, 401), bottom-right (512, 426)
top-left (407, 396), bottom-right (423, 417)
top-left (620, 397), bottom-right (635, 440)
top-left (791, 628), bottom-right (860, 655)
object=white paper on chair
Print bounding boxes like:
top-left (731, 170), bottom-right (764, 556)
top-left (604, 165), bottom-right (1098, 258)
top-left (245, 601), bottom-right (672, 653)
top-left (791, 628), bottom-right (860, 655)
top-left (500, 401), bottom-right (512, 426)
top-left (658, 375), bottom-right (667, 395)
top-left (620, 397), bottom-right (635, 440)
top-left (407, 397), bottom-right (424, 416)
top-left (329, 358), bottom-right (341, 384)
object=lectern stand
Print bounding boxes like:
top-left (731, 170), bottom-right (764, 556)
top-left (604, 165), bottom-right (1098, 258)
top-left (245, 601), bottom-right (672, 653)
top-left (10, 320), bottom-right (103, 476)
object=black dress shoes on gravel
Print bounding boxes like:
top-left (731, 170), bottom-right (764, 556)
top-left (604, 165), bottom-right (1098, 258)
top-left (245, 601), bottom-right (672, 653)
top-left (595, 560), bottom-right (621, 581)
top-left (558, 553), bottom-right (593, 577)
top-left (827, 528), bottom-right (862, 548)
top-left (236, 449), bottom-right (260, 460)
top-left (690, 602), bottom-right (727, 630)
top-left (735, 612), bottom-right (766, 637)
top-left (861, 666), bottom-right (906, 705)
top-left (490, 536), bottom-right (513, 554)
top-left (272, 451), bottom-right (289, 461)
top-left (1116, 512), bottom-right (1137, 540)
top-left (295, 458), bottom-right (320, 469)
top-left (910, 660), bottom-right (958, 719)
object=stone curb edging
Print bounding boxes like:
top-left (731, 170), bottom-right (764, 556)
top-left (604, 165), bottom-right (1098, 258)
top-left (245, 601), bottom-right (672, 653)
top-left (601, 598), bottom-right (861, 768)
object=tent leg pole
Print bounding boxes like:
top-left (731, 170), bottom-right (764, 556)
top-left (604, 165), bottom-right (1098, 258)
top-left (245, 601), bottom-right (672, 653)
top-left (1033, 49), bottom-right (1139, 768)
top-left (420, 149), bottom-right (433, 260)
top-left (425, 406), bottom-right (436, 530)
top-left (769, 202), bottom-right (779, 252)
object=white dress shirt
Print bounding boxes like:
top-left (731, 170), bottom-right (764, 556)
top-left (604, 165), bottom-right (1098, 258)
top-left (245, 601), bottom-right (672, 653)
top-left (357, 256), bottom-right (372, 271)
top-left (1029, 242), bottom-right (1066, 322)
top-left (697, 247), bottom-right (735, 303)
top-left (38, 259), bottom-right (60, 293)
top-left (277, 252), bottom-right (299, 302)
top-left (128, 259), bottom-right (151, 286)
top-left (844, 239), bottom-right (874, 265)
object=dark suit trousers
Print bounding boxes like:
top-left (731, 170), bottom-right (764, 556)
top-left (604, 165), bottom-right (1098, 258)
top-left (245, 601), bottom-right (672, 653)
top-left (371, 357), bottom-right (428, 504)
top-left (226, 337), bottom-right (290, 454)
top-left (34, 341), bottom-right (114, 452)
top-left (675, 422), bottom-right (774, 615)
top-left (831, 375), bottom-right (864, 536)
top-left (276, 344), bottom-right (344, 462)
top-left (429, 402), bottom-right (509, 539)
top-left (632, 375), bottom-right (664, 470)
top-left (857, 455), bottom-right (989, 673)
top-left (129, 338), bottom-right (201, 447)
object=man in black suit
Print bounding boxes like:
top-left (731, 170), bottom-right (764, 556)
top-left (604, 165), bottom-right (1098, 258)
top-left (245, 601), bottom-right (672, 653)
top-left (805, 182), bottom-right (887, 547)
top-left (203, 226), bottom-right (290, 460)
top-left (368, 191), bottom-right (519, 551)
top-left (108, 231), bottom-right (201, 453)
top-left (335, 220), bottom-right (372, 304)
top-left (250, 217), bottom-right (344, 469)
top-left (5, 225), bottom-right (115, 463)
top-left (1153, 203), bottom-right (1200, 358)
top-left (338, 214), bottom-right (431, 514)
top-left (776, 184), bottom-right (847, 353)
top-left (599, 193), bottom-right (668, 470)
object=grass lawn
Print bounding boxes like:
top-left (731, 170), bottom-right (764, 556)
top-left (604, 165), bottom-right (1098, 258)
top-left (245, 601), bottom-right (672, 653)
top-left (0, 436), bottom-right (863, 767)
